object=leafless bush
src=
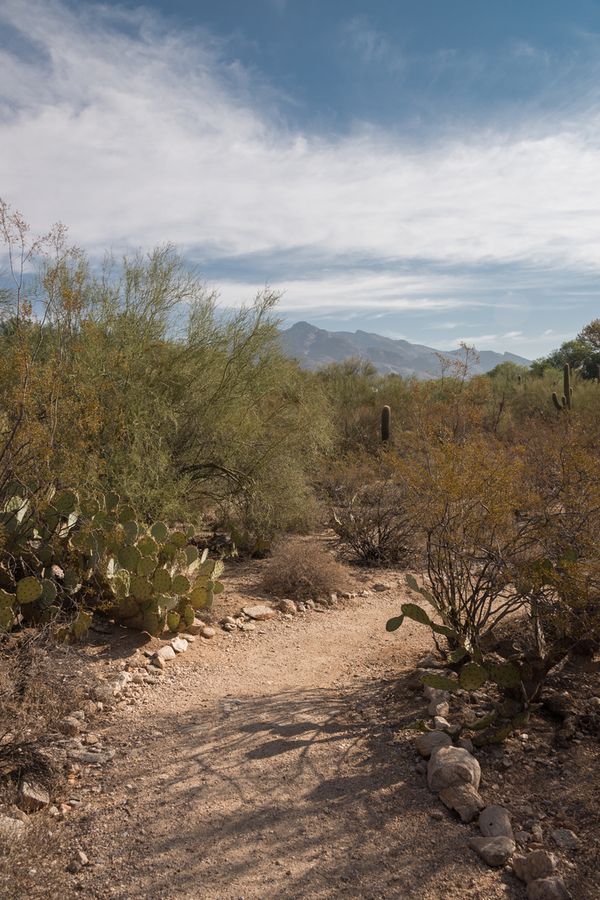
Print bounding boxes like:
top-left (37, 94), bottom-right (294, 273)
top-left (332, 479), bottom-right (416, 566)
top-left (262, 538), bottom-right (351, 601)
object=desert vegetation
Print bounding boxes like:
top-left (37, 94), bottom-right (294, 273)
top-left (0, 202), bottom-right (598, 897)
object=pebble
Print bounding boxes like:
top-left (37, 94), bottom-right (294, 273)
top-left (200, 626), bottom-right (216, 639)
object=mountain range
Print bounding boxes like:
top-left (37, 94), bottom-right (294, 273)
top-left (279, 322), bottom-right (531, 379)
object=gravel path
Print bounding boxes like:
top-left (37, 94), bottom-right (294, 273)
top-left (64, 589), bottom-right (518, 900)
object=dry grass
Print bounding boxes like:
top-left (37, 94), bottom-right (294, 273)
top-left (262, 537), bottom-right (351, 601)
top-left (0, 631), bottom-right (83, 785)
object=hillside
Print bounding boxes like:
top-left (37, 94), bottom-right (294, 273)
top-left (280, 321), bottom-right (531, 378)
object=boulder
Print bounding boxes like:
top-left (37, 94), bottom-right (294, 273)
top-left (479, 805), bottom-right (513, 839)
top-left (468, 836), bottom-right (515, 867)
top-left (526, 877), bottom-right (571, 900)
top-left (513, 850), bottom-right (557, 883)
top-left (439, 784), bottom-right (485, 823)
top-left (427, 746), bottom-right (481, 792)
top-left (416, 731), bottom-right (452, 759)
top-left (242, 605), bottom-right (277, 621)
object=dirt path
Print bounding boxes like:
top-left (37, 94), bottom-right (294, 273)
top-left (64, 590), bottom-right (517, 900)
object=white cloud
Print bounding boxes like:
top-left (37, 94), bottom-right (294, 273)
top-left (2, 0), bottom-right (600, 299)
top-left (211, 270), bottom-right (484, 312)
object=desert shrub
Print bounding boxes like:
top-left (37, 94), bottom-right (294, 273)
top-left (328, 452), bottom-right (417, 566)
top-left (262, 538), bottom-right (350, 601)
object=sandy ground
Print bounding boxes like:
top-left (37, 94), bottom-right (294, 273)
top-left (55, 566), bottom-right (525, 900)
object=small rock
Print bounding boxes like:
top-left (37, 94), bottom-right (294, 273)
top-left (58, 717), bottom-right (82, 737)
top-left (526, 877), bottom-right (571, 900)
top-left (94, 682), bottom-right (117, 705)
top-left (67, 749), bottom-right (115, 765)
top-left (551, 828), bottom-right (579, 850)
top-left (429, 700), bottom-right (450, 718)
top-left (427, 746), bottom-right (481, 792)
top-left (181, 633), bottom-right (196, 642)
top-left (84, 733), bottom-right (100, 745)
top-left (468, 836), bottom-right (516, 867)
top-left (416, 731), bottom-right (452, 758)
top-left (277, 599), bottom-right (297, 615)
top-left (433, 715), bottom-right (452, 730)
top-left (156, 645), bottom-right (176, 662)
top-left (171, 637), bottom-right (188, 653)
top-left (531, 825), bottom-right (544, 843)
top-left (424, 685), bottom-right (447, 701)
top-left (429, 808), bottom-right (445, 820)
top-left (479, 805), bottom-right (514, 839)
top-left (223, 623), bottom-right (236, 632)
top-left (113, 672), bottom-right (132, 694)
top-left (0, 813), bottom-right (25, 839)
top-left (458, 738), bottom-right (474, 753)
top-left (222, 616), bottom-right (237, 626)
top-left (200, 626), bottom-right (216, 639)
top-left (371, 583), bottom-right (390, 592)
top-left (439, 784), bottom-right (485, 823)
top-left (515, 831), bottom-right (532, 846)
top-left (513, 850), bottom-right (557, 883)
top-left (242, 604), bottom-right (277, 621)
top-left (18, 780), bottom-right (50, 812)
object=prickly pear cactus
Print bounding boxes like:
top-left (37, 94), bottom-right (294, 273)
top-left (0, 482), bottom-right (223, 640)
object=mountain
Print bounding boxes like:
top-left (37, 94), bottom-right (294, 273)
top-left (279, 321), bottom-right (531, 379)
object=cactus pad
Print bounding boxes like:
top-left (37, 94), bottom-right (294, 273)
top-left (16, 576), bottom-right (43, 604)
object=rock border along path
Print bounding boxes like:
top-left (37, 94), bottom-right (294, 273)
top-left (33, 587), bottom-right (543, 898)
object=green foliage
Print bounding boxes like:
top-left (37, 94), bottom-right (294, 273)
top-left (0, 484), bottom-right (222, 638)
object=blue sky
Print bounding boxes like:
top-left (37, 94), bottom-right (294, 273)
top-left (2, 0), bottom-right (600, 357)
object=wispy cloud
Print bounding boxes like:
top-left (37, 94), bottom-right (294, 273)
top-left (340, 16), bottom-right (404, 72)
top-left (1, 0), bottom-right (600, 356)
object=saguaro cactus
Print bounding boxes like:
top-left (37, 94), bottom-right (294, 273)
top-left (552, 363), bottom-right (573, 411)
top-left (381, 405), bottom-right (391, 442)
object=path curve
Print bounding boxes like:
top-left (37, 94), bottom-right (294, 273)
top-left (66, 591), bottom-right (517, 900)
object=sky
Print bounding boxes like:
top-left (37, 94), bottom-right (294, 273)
top-left (2, 1), bottom-right (600, 357)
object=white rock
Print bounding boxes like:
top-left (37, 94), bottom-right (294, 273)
top-left (242, 604), bottom-right (277, 620)
top-left (200, 626), bottom-right (216, 639)
top-left (427, 746), bottom-right (481, 792)
top-left (416, 731), bottom-right (452, 758)
top-left (156, 645), bottom-right (176, 661)
top-left (468, 836), bottom-right (516, 867)
top-left (479, 805), bottom-right (514, 839)
top-left (439, 784), bottom-right (485, 823)
top-left (171, 637), bottom-right (188, 653)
